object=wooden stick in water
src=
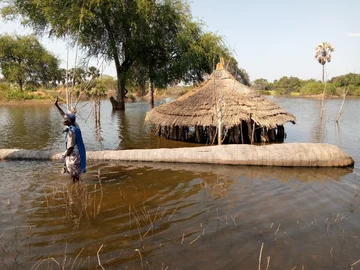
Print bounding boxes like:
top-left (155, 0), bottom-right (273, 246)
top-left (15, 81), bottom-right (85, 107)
top-left (258, 242), bottom-right (264, 270)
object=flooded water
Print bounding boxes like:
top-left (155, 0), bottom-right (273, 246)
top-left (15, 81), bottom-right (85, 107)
top-left (0, 97), bottom-right (359, 269)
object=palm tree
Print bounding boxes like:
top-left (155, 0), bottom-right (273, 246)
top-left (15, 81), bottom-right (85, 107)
top-left (315, 42), bottom-right (334, 82)
top-left (87, 66), bottom-right (100, 81)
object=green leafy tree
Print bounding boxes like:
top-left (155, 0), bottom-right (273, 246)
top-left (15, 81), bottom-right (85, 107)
top-left (100, 75), bottom-right (117, 91)
top-left (1, 0), bottom-right (197, 110)
top-left (63, 67), bottom-right (86, 89)
top-left (330, 73), bottom-right (360, 96)
top-left (127, 64), bottom-right (148, 97)
top-left (315, 42), bottom-right (334, 82)
top-left (0, 34), bottom-right (59, 90)
top-left (55, 68), bottom-right (67, 86)
top-left (87, 66), bottom-right (100, 81)
top-left (129, 6), bottom-right (250, 105)
top-left (185, 33), bottom-right (249, 85)
top-left (273, 76), bottom-right (303, 95)
top-left (85, 78), bottom-right (107, 98)
top-left (330, 73), bottom-right (360, 87)
top-left (126, 0), bottom-right (194, 107)
top-left (252, 78), bottom-right (270, 90)
top-left (300, 81), bottom-right (336, 96)
top-left (177, 31), bottom-right (235, 84)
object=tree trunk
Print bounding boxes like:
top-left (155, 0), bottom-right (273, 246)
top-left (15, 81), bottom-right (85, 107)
top-left (149, 80), bottom-right (154, 108)
top-left (103, 16), bottom-right (128, 111)
top-left (322, 64), bottom-right (325, 82)
top-left (19, 79), bottom-right (23, 91)
top-left (138, 81), bottom-right (146, 97)
top-left (319, 81), bottom-right (327, 120)
top-left (111, 58), bottom-right (125, 110)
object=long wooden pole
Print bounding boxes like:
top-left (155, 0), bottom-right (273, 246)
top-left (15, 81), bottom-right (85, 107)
top-left (217, 105), bottom-right (222, 145)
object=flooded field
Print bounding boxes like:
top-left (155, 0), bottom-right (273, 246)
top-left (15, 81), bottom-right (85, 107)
top-left (0, 97), bottom-right (359, 269)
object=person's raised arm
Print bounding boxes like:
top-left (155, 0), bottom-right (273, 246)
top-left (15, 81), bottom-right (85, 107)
top-left (55, 96), bottom-right (65, 117)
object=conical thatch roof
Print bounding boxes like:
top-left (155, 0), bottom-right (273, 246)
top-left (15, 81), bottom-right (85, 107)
top-left (145, 69), bottom-right (296, 129)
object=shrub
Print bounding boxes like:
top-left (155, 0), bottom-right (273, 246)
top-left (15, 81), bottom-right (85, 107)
top-left (300, 82), bottom-right (337, 96)
top-left (128, 92), bottom-right (136, 102)
top-left (275, 88), bottom-right (287, 95)
top-left (354, 87), bottom-right (360, 96)
top-left (258, 90), bottom-right (271, 95)
top-left (86, 80), bottom-right (107, 98)
top-left (5, 84), bottom-right (49, 100)
top-left (6, 89), bottom-right (33, 100)
top-left (0, 83), bottom-right (10, 100)
top-left (345, 85), bottom-right (360, 96)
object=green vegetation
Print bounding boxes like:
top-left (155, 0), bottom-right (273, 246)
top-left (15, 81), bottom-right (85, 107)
top-left (0, 34), bottom-right (59, 91)
top-left (253, 73), bottom-right (360, 97)
top-left (273, 76), bottom-right (303, 95)
top-left (253, 78), bottom-right (271, 90)
top-left (330, 73), bottom-right (360, 96)
top-left (299, 81), bottom-right (336, 96)
top-left (0, 56), bottom-right (117, 101)
top-left (0, 32), bottom-right (122, 101)
top-left (0, 83), bottom-right (8, 100)
top-left (0, 82), bottom-right (54, 101)
top-left (2, 0), bottom-right (248, 110)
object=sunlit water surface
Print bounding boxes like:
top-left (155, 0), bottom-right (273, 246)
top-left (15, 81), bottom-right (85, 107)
top-left (0, 97), bottom-right (359, 269)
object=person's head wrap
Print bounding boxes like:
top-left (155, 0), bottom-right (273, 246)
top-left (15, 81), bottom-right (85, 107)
top-left (63, 113), bottom-right (76, 125)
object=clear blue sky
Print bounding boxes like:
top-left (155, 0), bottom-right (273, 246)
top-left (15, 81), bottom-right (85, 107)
top-left (0, 0), bottom-right (359, 82)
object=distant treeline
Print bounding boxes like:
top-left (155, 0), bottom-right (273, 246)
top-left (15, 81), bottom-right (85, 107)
top-left (252, 74), bottom-right (360, 96)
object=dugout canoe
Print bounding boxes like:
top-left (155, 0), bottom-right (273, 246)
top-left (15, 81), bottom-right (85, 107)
top-left (0, 143), bottom-right (354, 167)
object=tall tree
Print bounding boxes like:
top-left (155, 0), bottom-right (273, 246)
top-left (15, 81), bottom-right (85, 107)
top-left (87, 66), bottom-right (100, 81)
top-left (0, 34), bottom-right (59, 90)
top-left (177, 31), bottom-right (230, 84)
top-left (273, 76), bottom-right (303, 94)
top-left (69, 67), bottom-right (86, 85)
top-left (1, 0), bottom-right (197, 110)
top-left (128, 0), bottom-right (196, 107)
top-left (315, 42), bottom-right (334, 82)
top-left (253, 78), bottom-right (270, 90)
top-left (127, 5), bottom-right (250, 106)
top-left (55, 68), bottom-right (67, 86)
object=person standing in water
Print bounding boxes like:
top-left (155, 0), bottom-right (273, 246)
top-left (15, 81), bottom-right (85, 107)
top-left (56, 99), bottom-right (86, 181)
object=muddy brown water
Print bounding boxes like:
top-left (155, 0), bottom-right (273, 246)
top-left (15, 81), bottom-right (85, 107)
top-left (0, 97), bottom-right (359, 269)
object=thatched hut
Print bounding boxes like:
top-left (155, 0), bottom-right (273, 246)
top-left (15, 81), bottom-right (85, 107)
top-left (145, 64), bottom-right (296, 144)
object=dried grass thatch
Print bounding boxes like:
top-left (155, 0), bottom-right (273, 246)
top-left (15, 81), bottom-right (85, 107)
top-left (145, 68), bottom-right (296, 144)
